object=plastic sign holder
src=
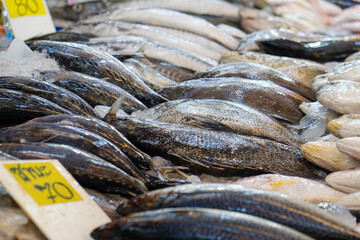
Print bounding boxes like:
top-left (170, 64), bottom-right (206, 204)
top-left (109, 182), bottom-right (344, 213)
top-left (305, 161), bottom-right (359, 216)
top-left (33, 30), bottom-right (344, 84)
top-left (0, 159), bottom-right (111, 240)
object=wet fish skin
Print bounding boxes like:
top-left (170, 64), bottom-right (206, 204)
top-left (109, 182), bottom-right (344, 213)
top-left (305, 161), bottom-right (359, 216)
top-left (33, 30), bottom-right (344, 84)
top-left (159, 77), bottom-right (308, 124)
top-left (28, 31), bottom-right (96, 42)
top-left (27, 40), bottom-right (168, 107)
top-left (0, 122), bottom-right (148, 182)
top-left (116, 184), bottom-right (360, 240)
top-left (0, 143), bottom-right (147, 195)
top-left (337, 137), bottom-right (360, 161)
top-left (0, 150), bottom-right (18, 160)
top-left (27, 114), bottom-right (153, 169)
top-left (0, 88), bottom-right (72, 124)
top-left (301, 140), bottom-right (360, 172)
top-left (0, 76), bottom-right (99, 118)
top-left (39, 70), bottom-right (147, 113)
top-left (93, 207), bottom-right (314, 240)
top-left (108, 116), bottom-right (326, 179)
top-left (337, 191), bottom-right (360, 210)
top-left (326, 168), bottom-right (360, 193)
top-left (131, 99), bottom-right (304, 148)
top-left (220, 51), bottom-right (329, 89)
top-left (190, 62), bottom-right (315, 100)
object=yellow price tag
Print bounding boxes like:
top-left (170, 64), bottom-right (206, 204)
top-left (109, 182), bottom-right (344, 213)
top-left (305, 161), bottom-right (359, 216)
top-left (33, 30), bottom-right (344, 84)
top-left (4, 162), bottom-right (83, 206)
top-left (4, 0), bottom-right (47, 18)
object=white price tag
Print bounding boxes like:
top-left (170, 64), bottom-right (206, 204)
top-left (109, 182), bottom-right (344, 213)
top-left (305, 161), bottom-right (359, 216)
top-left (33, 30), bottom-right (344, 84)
top-left (0, 159), bottom-right (111, 240)
top-left (1, 0), bottom-right (56, 40)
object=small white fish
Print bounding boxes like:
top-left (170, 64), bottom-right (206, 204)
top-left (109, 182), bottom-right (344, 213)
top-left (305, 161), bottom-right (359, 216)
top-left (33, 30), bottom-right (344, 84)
top-left (337, 191), bottom-right (360, 210)
top-left (340, 119), bottom-right (360, 138)
top-left (234, 173), bottom-right (347, 203)
top-left (301, 140), bottom-right (360, 172)
top-left (326, 168), bottom-right (360, 193)
top-left (337, 137), bottom-right (360, 161)
top-left (327, 114), bottom-right (360, 138)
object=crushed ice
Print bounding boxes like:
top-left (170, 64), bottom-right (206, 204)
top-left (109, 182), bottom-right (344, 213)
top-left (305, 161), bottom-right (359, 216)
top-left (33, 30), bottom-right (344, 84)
top-left (0, 38), bottom-right (60, 78)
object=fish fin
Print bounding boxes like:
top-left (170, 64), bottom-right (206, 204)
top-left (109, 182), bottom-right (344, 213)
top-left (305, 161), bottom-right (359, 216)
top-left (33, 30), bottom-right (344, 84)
top-left (186, 115), bottom-right (235, 133)
top-left (169, 152), bottom-right (225, 170)
top-left (103, 96), bottom-right (126, 121)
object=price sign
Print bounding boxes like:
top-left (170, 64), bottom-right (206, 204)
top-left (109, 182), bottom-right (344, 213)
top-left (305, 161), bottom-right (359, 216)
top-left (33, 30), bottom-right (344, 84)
top-left (0, 160), bottom-right (111, 240)
top-left (1, 0), bottom-right (55, 40)
top-left (3, 162), bottom-right (83, 205)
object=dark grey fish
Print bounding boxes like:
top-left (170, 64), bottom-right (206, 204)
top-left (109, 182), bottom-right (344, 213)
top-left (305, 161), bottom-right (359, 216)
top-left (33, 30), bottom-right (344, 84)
top-left (93, 207), bottom-right (314, 240)
top-left (190, 62), bottom-right (314, 100)
top-left (131, 99), bottom-right (304, 147)
top-left (27, 114), bottom-right (153, 169)
top-left (28, 31), bottom-right (96, 42)
top-left (0, 150), bottom-right (18, 160)
top-left (159, 77), bottom-right (309, 124)
top-left (0, 88), bottom-right (72, 124)
top-left (39, 70), bottom-right (147, 113)
top-left (27, 40), bottom-right (168, 107)
top-left (116, 184), bottom-right (360, 240)
top-left (0, 76), bottom-right (99, 117)
top-left (107, 116), bottom-right (326, 179)
top-left (0, 143), bottom-right (147, 195)
top-left (0, 122), bottom-right (147, 182)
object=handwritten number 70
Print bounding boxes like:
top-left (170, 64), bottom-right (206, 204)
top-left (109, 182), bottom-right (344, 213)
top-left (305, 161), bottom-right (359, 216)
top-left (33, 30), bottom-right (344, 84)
top-left (14, 0), bottom-right (40, 16)
top-left (35, 182), bottom-right (74, 203)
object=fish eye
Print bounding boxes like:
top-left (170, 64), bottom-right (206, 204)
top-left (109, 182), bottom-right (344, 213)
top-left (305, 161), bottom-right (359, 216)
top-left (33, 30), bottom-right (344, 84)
top-left (72, 4), bottom-right (84, 12)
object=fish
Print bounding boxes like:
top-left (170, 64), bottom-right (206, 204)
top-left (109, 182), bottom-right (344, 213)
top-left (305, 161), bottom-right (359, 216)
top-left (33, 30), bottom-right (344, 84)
top-left (159, 77), bottom-right (308, 124)
top-left (338, 119), bottom-right (360, 138)
top-left (109, 0), bottom-right (241, 19)
top-left (216, 23), bottom-right (246, 40)
top-left (301, 139), bottom-right (360, 172)
top-left (327, 114), bottom-right (360, 138)
top-left (233, 173), bottom-right (347, 203)
top-left (317, 80), bottom-right (360, 115)
top-left (326, 168), bottom-right (360, 193)
top-left (0, 76), bottom-right (99, 117)
top-left (220, 51), bottom-right (329, 89)
top-left (28, 31), bottom-right (96, 42)
top-left (0, 143), bottom-right (147, 195)
top-left (326, 60), bottom-right (360, 82)
top-left (86, 37), bottom-right (217, 72)
top-left (0, 88), bottom-right (72, 124)
top-left (115, 183), bottom-right (360, 239)
top-left (39, 70), bottom-right (148, 113)
top-left (86, 7), bottom-right (239, 49)
top-left (123, 58), bottom-right (177, 90)
top-left (257, 37), bottom-right (360, 62)
top-left (131, 99), bottom-right (304, 147)
top-left (27, 40), bottom-right (168, 107)
top-left (345, 51), bottom-right (360, 62)
top-left (0, 150), bottom-right (18, 160)
top-left (92, 207), bottom-right (315, 240)
top-left (26, 114), bottom-right (154, 170)
top-left (0, 122), bottom-right (148, 182)
top-left (135, 57), bottom-right (194, 82)
top-left (337, 137), bottom-right (360, 161)
top-left (106, 116), bottom-right (327, 179)
top-left (337, 191), bottom-right (360, 210)
top-left (190, 62), bottom-right (315, 100)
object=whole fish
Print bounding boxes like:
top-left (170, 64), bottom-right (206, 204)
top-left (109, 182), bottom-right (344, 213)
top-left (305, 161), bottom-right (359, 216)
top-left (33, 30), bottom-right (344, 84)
top-left (92, 207), bottom-right (314, 240)
top-left (86, 37), bottom-right (217, 72)
top-left (0, 122), bottom-right (147, 182)
top-left (0, 88), bottom-right (72, 124)
top-left (220, 51), bottom-right (329, 89)
top-left (107, 116), bottom-right (326, 179)
top-left (135, 57), bottom-right (194, 82)
top-left (233, 173), bottom-right (347, 203)
top-left (27, 114), bottom-right (153, 169)
top-left (190, 62), bottom-right (314, 100)
top-left (159, 77), bottom-right (308, 124)
top-left (327, 114), bottom-right (360, 138)
top-left (326, 168), bottom-right (360, 193)
top-left (337, 191), bottom-right (360, 210)
top-left (0, 143), bottom-right (147, 195)
top-left (0, 76), bottom-right (98, 117)
top-left (301, 140), bottom-right (360, 172)
top-left (39, 70), bottom-right (147, 113)
top-left (86, 7), bottom-right (239, 49)
top-left (337, 137), bottom-right (360, 161)
top-left (115, 184), bottom-right (360, 239)
top-left (257, 37), bottom-right (360, 62)
top-left (110, 0), bottom-right (240, 19)
top-left (317, 80), bottom-right (360, 115)
top-left (131, 99), bottom-right (304, 147)
top-left (27, 40), bottom-right (168, 107)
